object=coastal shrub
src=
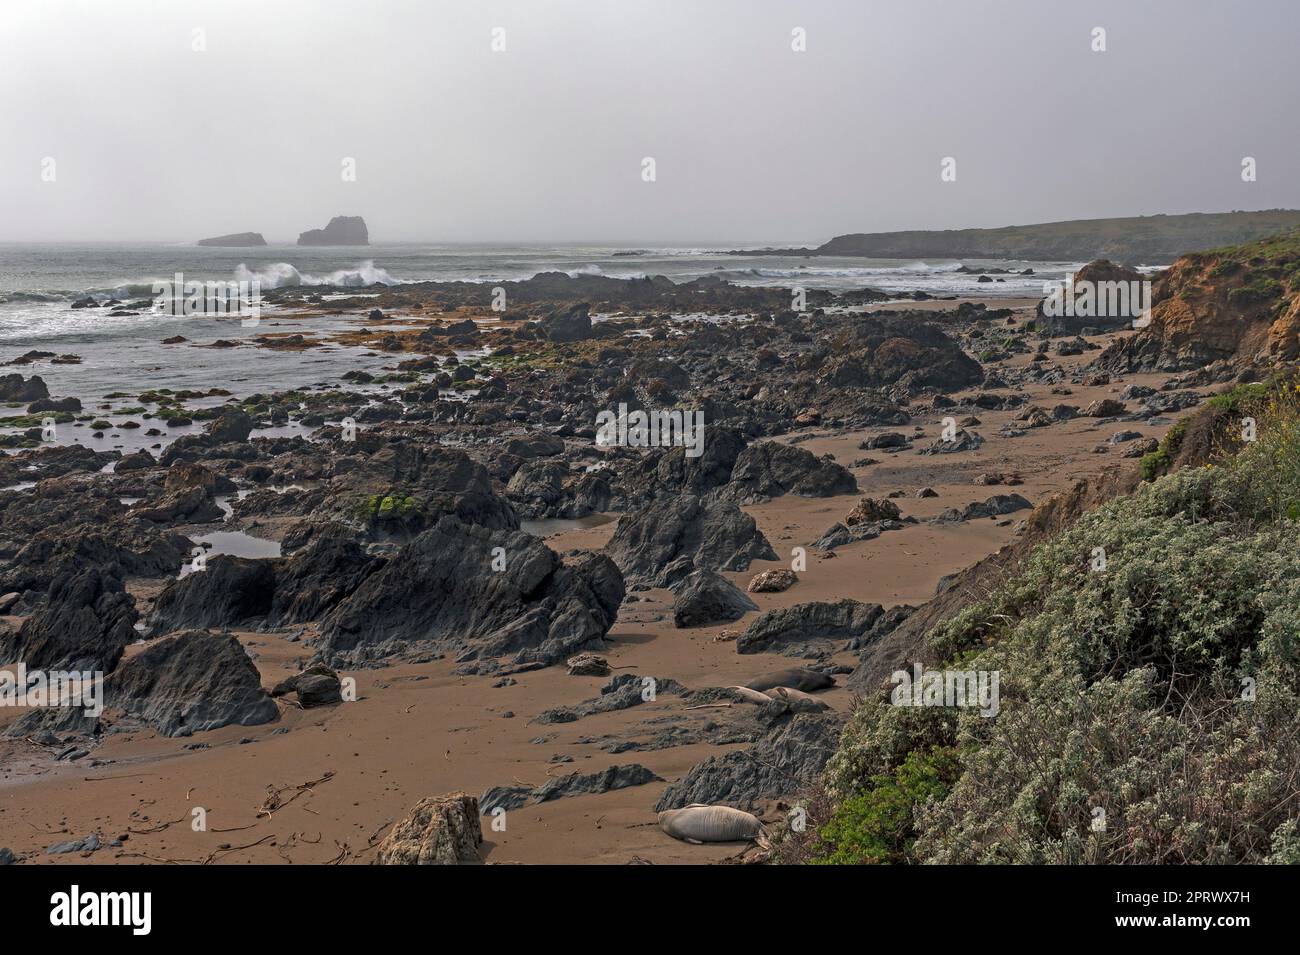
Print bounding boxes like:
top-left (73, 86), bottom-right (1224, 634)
top-left (1138, 419), bottom-right (1186, 481)
top-left (821, 426), bottom-right (1300, 864)
top-left (812, 747), bottom-right (960, 865)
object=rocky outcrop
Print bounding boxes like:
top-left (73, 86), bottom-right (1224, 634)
top-left (670, 569), bottom-right (757, 628)
top-left (604, 493), bottom-right (777, 588)
top-left (1098, 230), bottom-right (1300, 372)
top-left (297, 216), bottom-right (369, 246)
top-left (539, 302), bottom-right (594, 342)
top-left (145, 557), bottom-right (276, 636)
top-left (724, 442), bottom-right (857, 504)
top-left (1035, 259), bottom-right (1147, 336)
top-left (0, 567), bottom-right (137, 673)
top-left (206, 408), bottom-right (254, 443)
top-left (318, 516), bottom-right (624, 669)
top-left (932, 493), bottom-right (1032, 524)
top-left (9, 629), bottom-right (277, 738)
top-left (815, 315), bottom-right (983, 393)
top-left (197, 232), bottom-right (267, 247)
top-left (736, 599), bottom-right (883, 656)
top-left (266, 533), bottom-right (382, 627)
top-left (376, 794), bottom-right (482, 865)
top-left (0, 374), bottom-right (49, 403)
top-left (654, 709), bottom-right (841, 811)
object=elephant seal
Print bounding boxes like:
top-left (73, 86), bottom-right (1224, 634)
top-left (726, 685), bottom-right (773, 705)
top-left (764, 686), bottom-right (830, 710)
top-left (745, 667), bottom-right (836, 693)
top-left (658, 804), bottom-right (768, 846)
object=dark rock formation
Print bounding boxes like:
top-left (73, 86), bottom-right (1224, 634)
top-left (932, 493), bottom-right (1032, 524)
top-left (271, 662), bottom-right (343, 707)
top-left (654, 709), bottom-right (841, 811)
top-left (266, 533), bottom-right (382, 627)
top-left (0, 567), bottom-right (137, 673)
top-left (318, 516), bottom-right (624, 668)
top-left (604, 493), bottom-right (777, 588)
top-left (9, 629), bottom-right (277, 738)
top-left (724, 441), bottom-right (857, 504)
top-left (533, 764), bottom-right (661, 803)
top-left (539, 302), bottom-right (594, 342)
top-left (670, 569), bottom-right (757, 628)
top-left (145, 557), bottom-right (276, 636)
top-left (0, 374), bottom-right (49, 403)
top-left (297, 216), bottom-right (369, 246)
top-left (736, 599), bottom-right (883, 655)
top-left (197, 232), bottom-right (267, 247)
top-left (206, 408), bottom-right (254, 443)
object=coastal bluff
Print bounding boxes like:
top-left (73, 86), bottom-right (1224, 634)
top-left (297, 216), bottom-right (369, 246)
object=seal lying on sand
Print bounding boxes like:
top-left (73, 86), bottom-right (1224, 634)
top-left (658, 804), bottom-right (768, 846)
top-left (745, 667), bottom-right (836, 693)
top-left (764, 686), bottom-right (830, 710)
top-left (726, 685), bottom-right (773, 705)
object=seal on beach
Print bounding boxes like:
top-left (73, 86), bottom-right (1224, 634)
top-left (725, 685), bottom-right (773, 705)
top-left (658, 804), bottom-right (768, 846)
top-left (745, 667), bottom-right (836, 693)
top-left (764, 686), bottom-right (830, 710)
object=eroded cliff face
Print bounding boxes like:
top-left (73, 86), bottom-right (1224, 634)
top-left (1098, 230), bottom-right (1300, 372)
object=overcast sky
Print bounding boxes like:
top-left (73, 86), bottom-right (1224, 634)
top-left (1, 0), bottom-right (1296, 244)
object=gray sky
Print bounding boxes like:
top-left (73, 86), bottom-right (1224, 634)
top-left (1, 0), bottom-right (1296, 244)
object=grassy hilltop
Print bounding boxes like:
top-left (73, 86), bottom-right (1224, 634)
top-left (753, 210), bottom-right (1300, 264)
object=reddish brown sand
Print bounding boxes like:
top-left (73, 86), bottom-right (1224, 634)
top-left (0, 313), bottom-right (1181, 864)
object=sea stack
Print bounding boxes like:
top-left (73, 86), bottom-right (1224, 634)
top-left (197, 232), bottom-right (267, 247)
top-left (297, 216), bottom-right (369, 246)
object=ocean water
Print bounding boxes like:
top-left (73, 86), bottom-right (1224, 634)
top-left (0, 242), bottom-right (1079, 336)
top-left (0, 243), bottom-right (1081, 455)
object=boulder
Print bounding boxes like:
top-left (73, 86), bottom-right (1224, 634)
top-left (205, 408), bottom-right (254, 443)
top-left (539, 302), bottom-right (593, 342)
top-left (271, 663), bottom-right (343, 707)
top-left (376, 793), bottom-right (482, 865)
top-left (671, 569), bottom-right (758, 628)
top-left (725, 442), bottom-right (857, 503)
top-left (747, 569), bottom-right (797, 593)
top-left (0, 374), bottom-right (49, 403)
top-left (604, 493), bottom-right (776, 588)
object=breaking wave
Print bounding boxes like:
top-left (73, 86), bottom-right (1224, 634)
top-left (234, 261), bottom-right (401, 289)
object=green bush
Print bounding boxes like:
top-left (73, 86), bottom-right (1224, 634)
top-left (812, 747), bottom-right (960, 865)
top-left (823, 434), bottom-right (1300, 864)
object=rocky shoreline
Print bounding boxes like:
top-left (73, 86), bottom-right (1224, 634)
top-left (0, 264), bottom-right (1232, 864)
